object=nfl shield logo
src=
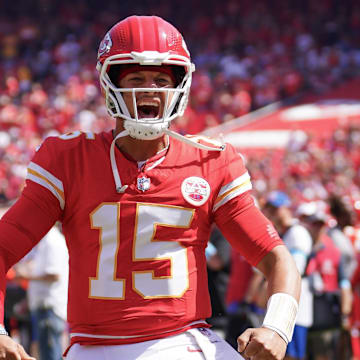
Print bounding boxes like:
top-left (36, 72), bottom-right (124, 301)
top-left (137, 176), bottom-right (151, 192)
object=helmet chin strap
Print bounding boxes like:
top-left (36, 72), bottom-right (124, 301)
top-left (110, 126), bottom-right (225, 194)
top-left (164, 129), bottom-right (226, 152)
top-left (123, 121), bottom-right (168, 140)
top-left (110, 129), bottom-right (130, 193)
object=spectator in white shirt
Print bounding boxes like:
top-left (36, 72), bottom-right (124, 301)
top-left (15, 224), bottom-right (69, 360)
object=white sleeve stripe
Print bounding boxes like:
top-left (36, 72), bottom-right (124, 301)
top-left (27, 168), bottom-right (65, 200)
top-left (215, 178), bottom-right (251, 205)
top-left (28, 162), bottom-right (64, 192)
top-left (213, 182), bottom-right (252, 212)
top-left (217, 172), bottom-right (250, 198)
top-left (27, 173), bottom-right (65, 210)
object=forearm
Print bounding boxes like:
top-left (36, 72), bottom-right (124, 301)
top-left (255, 244), bottom-right (301, 344)
top-left (237, 246), bottom-right (300, 359)
top-left (256, 244), bottom-right (301, 302)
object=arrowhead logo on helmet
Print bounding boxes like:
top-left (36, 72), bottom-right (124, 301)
top-left (97, 32), bottom-right (112, 59)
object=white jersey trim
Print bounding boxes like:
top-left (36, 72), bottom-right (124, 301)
top-left (217, 172), bottom-right (250, 198)
top-left (70, 320), bottom-right (208, 340)
top-left (27, 162), bottom-right (65, 210)
top-left (213, 172), bottom-right (252, 212)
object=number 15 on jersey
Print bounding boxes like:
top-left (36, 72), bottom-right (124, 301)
top-left (89, 203), bottom-right (195, 300)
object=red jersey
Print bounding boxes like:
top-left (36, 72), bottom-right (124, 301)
top-left (307, 234), bottom-right (342, 292)
top-left (351, 254), bottom-right (360, 327)
top-left (226, 250), bottom-right (253, 305)
top-left (0, 130), bottom-right (282, 347)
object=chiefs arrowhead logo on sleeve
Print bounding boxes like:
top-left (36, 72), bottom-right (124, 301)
top-left (181, 176), bottom-right (211, 206)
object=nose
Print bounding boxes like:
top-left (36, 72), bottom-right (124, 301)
top-left (143, 77), bottom-right (158, 89)
top-left (140, 78), bottom-right (160, 97)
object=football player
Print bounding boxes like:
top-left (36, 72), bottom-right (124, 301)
top-left (0, 15), bottom-right (300, 360)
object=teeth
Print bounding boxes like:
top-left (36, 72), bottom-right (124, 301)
top-left (137, 101), bottom-right (159, 107)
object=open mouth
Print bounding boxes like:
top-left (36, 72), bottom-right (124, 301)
top-left (137, 100), bottom-right (160, 119)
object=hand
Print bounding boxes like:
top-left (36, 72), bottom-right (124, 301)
top-left (237, 327), bottom-right (287, 360)
top-left (0, 335), bottom-right (36, 360)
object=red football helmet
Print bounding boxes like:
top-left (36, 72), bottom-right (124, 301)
top-left (97, 15), bottom-right (195, 140)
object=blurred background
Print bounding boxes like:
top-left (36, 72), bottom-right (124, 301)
top-left (2, 1), bottom-right (360, 359)
top-left (1, 0), bottom-right (360, 208)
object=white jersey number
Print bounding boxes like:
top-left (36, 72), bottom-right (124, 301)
top-left (89, 203), bottom-right (194, 299)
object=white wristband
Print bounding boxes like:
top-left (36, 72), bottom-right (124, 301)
top-left (0, 325), bottom-right (8, 336)
top-left (262, 293), bottom-right (298, 344)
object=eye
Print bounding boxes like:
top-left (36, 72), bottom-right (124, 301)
top-left (156, 77), bottom-right (173, 87)
top-left (128, 76), bottom-right (143, 83)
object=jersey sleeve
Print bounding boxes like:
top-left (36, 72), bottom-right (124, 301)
top-left (0, 136), bottom-right (65, 324)
top-left (0, 194), bottom-right (58, 323)
top-left (213, 145), bottom-right (283, 266)
top-left (212, 146), bottom-right (252, 212)
top-left (23, 137), bottom-right (66, 216)
top-left (215, 192), bottom-right (283, 266)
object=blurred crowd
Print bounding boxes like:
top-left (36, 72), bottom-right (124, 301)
top-left (247, 124), bottom-right (360, 223)
top-left (3, 0), bottom-right (360, 203)
top-left (3, 0), bottom-right (360, 359)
